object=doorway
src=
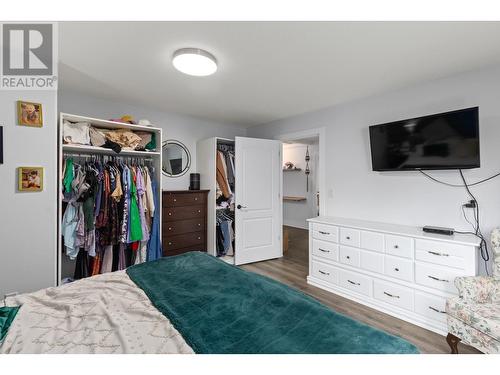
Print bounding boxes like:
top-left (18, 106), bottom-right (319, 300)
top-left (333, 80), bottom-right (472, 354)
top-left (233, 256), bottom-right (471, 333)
top-left (278, 128), bottom-right (325, 267)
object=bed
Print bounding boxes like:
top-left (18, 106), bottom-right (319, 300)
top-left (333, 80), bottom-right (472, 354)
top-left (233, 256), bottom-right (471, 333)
top-left (0, 252), bottom-right (418, 354)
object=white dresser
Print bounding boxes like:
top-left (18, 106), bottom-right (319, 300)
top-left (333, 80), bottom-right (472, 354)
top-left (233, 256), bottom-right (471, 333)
top-left (307, 216), bottom-right (480, 335)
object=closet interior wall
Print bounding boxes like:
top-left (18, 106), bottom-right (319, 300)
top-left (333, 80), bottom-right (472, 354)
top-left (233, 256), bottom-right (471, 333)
top-left (197, 137), bottom-right (236, 264)
top-left (57, 113), bottom-right (163, 284)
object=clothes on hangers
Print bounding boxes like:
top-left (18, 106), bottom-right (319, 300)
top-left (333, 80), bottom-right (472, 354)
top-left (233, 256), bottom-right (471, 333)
top-left (216, 151), bottom-right (231, 199)
top-left (146, 176), bottom-right (162, 262)
top-left (61, 156), bottom-right (159, 280)
top-left (216, 209), bottom-right (235, 257)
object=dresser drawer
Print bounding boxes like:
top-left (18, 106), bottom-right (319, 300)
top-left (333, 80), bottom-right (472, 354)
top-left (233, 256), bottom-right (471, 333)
top-left (339, 245), bottom-right (360, 267)
top-left (163, 205), bottom-right (205, 222)
top-left (338, 269), bottom-right (372, 296)
top-left (415, 239), bottom-right (472, 269)
top-left (164, 192), bottom-right (206, 207)
top-left (312, 223), bottom-right (338, 243)
top-left (164, 218), bottom-right (205, 235)
top-left (340, 227), bottom-right (361, 247)
top-left (385, 235), bottom-right (414, 259)
top-left (360, 250), bottom-right (384, 274)
top-left (384, 255), bottom-right (414, 282)
top-left (360, 231), bottom-right (384, 253)
top-left (312, 239), bottom-right (339, 262)
top-left (311, 260), bottom-right (338, 285)
top-left (415, 262), bottom-right (462, 294)
top-left (414, 291), bottom-right (447, 323)
top-left (163, 231), bottom-right (205, 252)
top-left (373, 280), bottom-right (414, 311)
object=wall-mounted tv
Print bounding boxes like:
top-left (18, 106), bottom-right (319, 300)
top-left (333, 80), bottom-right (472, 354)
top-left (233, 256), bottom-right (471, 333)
top-left (369, 107), bottom-right (480, 171)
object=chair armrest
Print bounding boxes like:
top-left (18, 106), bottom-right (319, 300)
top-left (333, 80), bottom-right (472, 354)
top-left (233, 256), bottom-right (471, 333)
top-left (455, 276), bottom-right (500, 304)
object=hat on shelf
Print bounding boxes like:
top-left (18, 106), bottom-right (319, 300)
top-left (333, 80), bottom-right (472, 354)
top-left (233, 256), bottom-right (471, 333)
top-left (110, 115), bottom-right (137, 124)
top-left (138, 119), bottom-right (153, 127)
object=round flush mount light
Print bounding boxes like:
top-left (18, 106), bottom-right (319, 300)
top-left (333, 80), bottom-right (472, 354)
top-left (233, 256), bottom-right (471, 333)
top-left (172, 48), bottom-right (217, 76)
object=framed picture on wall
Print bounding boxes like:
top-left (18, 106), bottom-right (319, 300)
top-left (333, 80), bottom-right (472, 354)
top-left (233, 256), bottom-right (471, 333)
top-left (17, 101), bottom-right (43, 127)
top-left (18, 167), bottom-right (44, 192)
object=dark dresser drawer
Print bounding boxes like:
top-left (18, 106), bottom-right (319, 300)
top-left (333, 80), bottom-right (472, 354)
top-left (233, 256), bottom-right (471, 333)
top-left (163, 231), bottom-right (205, 251)
top-left (164, 218), bottom-right (204, 235)
top-left (162, 190), bottom-right (209, 257)
top-left (163, 205), bottom-right (205, 222)
top-left (164, 192), bottom-right (206, 207)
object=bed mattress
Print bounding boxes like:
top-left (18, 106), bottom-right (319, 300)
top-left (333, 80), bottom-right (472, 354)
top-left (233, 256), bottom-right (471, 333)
top-left (0, 271), bottom-right (193, 354)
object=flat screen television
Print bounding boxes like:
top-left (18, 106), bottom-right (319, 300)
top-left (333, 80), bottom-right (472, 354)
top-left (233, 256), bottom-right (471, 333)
top-left (369, 107), bottom-right (480, 171)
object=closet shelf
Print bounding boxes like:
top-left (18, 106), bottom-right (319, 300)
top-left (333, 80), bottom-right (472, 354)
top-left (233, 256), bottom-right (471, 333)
top-left (283, 196), bottom-right (307, 202)
top-left (62, 144), bottom-right (161, 156)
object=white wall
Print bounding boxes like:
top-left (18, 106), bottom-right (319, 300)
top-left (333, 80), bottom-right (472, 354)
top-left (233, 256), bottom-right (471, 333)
top-left (248, 64), bottom-right (500, 272)
top-left (0, 90), bottom-right (57, 297)
top-left (283, 143), bottom-right (319, 229)
top-left (58, 89), bottom-right (247, 190)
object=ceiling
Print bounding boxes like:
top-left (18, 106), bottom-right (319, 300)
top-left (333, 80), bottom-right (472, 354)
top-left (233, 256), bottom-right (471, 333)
top-left (59, 22), bottom-right (500, 127)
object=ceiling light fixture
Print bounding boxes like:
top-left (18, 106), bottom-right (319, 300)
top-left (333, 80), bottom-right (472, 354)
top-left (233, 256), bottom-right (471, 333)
top-left (172, 48), bottom-right (217, 77)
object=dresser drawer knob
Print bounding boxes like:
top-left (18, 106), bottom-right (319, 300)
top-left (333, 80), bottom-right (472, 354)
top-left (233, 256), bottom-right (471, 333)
top-left (319, 270), bottom-right (330, 275)
top-left (168, 227), bottom-right (172, 231)
top-left (198, 223), bottom-right (201, 226)
top-left (319, 231), bottom-right (330, 235)
top-left (394, 245), bottom-right (399, 249)
top-left (194, 197), bottom-right (198, 201)
top-left (318, 248), bottom-right (330, 253)
top-left (428, 250), bottom-right (449, 257)
top-left (198, 237), bottom-right (201, 240)
top-left (173, 199), bottom-right (177, 202)
top-left (428, 275), bottom-right (449, 283)
top-left (346, 255), bottom-right (350, 259)
top-left (168, 242), bottom-right (172, 246)
top-left (383, 291), bottom-right (400, 299)
top-left (346, 236), bottom-right (351, 240)
top-left (347, 279), bottom-right (360, 286)
top-left (168, 212), bottom-right (172, 216)
top-left (394, 267), bottom-right (399, 272)
top-left (198, 210), bottom-right (201, 213)
top-left (429, 306), bottom-right (446, 314)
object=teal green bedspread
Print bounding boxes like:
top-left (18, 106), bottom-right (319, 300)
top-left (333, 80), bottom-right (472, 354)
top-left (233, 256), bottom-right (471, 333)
top-left (126, 252), bottom-right (419, 354)
top-left (0, 306), bottom-right (20, 342)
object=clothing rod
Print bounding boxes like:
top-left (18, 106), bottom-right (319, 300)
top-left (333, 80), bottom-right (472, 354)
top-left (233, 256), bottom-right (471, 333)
top-left (63, 153), bottom-right (154, 160)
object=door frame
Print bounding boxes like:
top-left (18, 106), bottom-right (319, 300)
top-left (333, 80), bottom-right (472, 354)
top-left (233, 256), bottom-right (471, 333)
top-left (277, 127), bottom-right (326, 217)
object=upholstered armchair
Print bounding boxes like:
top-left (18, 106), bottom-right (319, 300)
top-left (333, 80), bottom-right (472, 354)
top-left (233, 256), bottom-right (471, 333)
top-left (446, 229), bottom-right (500, 354)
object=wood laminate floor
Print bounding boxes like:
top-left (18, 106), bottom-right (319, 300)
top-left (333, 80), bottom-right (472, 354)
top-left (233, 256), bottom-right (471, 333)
top-left (241, 226), bottom-right (481, 354)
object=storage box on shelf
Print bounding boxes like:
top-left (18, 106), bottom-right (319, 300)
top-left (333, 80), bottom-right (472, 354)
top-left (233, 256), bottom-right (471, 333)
top-left (307, 216), bottom-right (480, 335)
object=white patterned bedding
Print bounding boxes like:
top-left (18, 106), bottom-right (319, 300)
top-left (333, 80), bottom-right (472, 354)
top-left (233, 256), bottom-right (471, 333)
top-left (0, 271), bottom-right (193, 354)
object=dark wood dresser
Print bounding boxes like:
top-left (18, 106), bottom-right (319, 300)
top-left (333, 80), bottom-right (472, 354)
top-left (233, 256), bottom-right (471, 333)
top-left (162, 190), bottom-right (209, 256)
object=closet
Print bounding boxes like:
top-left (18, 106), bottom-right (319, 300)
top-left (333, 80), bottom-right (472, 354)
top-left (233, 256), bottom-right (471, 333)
top-left (197, 136), bottom-right (283, 265)
top-left (57, 113), bottom-right (162, 285)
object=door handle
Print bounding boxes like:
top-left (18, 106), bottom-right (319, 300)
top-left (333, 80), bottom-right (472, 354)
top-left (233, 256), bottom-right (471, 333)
top-left (237, 204), bottom-right (247, 210)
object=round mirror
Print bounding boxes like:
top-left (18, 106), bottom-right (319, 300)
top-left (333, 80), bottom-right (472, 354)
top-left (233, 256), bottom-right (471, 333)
top-left (162, 140), bottom-right (191, 177)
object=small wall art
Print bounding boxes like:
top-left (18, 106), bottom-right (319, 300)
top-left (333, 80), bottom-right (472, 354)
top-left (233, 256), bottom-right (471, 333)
top-left (18, 166), bottom-right (44, 192)
top-left (17, 101), bottom-right (43, 127)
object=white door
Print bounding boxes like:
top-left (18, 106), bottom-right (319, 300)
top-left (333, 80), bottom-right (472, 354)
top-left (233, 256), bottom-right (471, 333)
top-left (234, 136), bottom-right (283, 265)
